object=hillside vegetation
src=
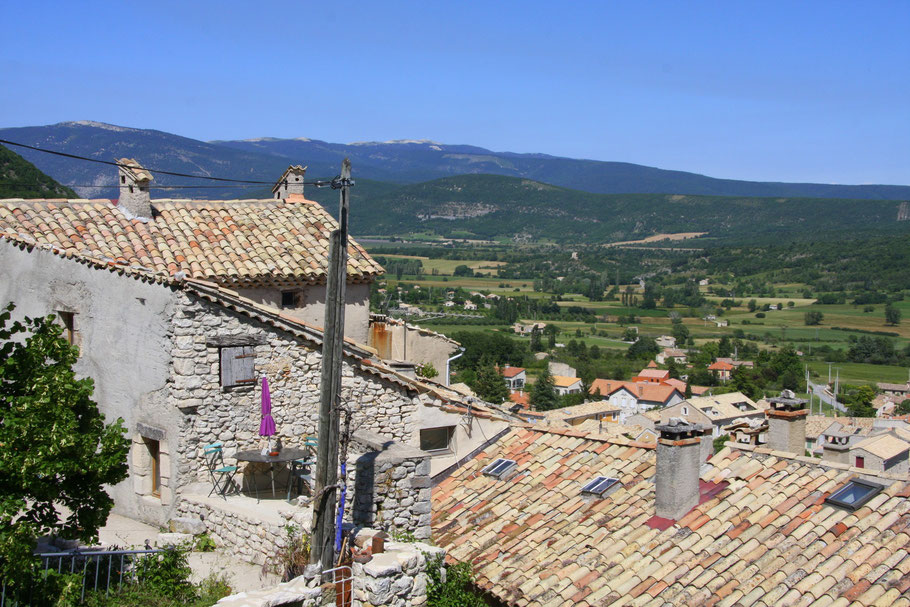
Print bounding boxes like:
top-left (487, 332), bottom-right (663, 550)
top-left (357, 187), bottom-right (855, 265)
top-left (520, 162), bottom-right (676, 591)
top-left (306, 174), bottom-right (910, 244)
top-left (0, 145), bottom-right (76, 199)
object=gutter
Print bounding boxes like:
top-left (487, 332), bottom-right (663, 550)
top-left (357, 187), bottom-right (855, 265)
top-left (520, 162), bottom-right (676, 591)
top-left (444, 347), bottom-right (465, 387)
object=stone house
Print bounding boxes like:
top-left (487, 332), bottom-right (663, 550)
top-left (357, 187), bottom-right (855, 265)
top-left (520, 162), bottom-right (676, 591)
top-left (661, 392), bottom-right (765, 437)
top-left (0, 169), bottom-right (509, 526)
top-left (850, 432), bottom-right (910, 476)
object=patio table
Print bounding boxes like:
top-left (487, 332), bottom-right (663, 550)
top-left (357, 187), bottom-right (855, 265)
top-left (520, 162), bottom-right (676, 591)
top-left (235, 447), bottom-right (311, 501)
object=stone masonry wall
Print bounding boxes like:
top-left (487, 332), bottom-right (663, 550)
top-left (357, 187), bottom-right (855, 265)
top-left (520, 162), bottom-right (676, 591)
top-left (348, 431), bottom-right (433, 541)
top-left (169, 292), bottom-right (422, 488)
top-left (216, 528), bottom-right (446, 607)
top-left (176, 494), bottom-right (309, 566)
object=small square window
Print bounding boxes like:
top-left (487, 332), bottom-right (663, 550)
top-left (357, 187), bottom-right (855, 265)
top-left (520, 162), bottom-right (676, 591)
top-left (482, 458), bottom-right (516, 479)
top-left (420, 426), bottom-right (455, 452)
top-left (281, 291), bottom-right (297, 308)
top-left (581, 476), bottom-right (619, 496)
top-left (825, 478), bottom-right (883, 511)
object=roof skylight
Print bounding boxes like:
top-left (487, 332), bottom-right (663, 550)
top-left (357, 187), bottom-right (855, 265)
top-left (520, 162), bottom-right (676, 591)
top-left (581, 476), bottom-right (620, 496)
top-left (482, 458), bottom-right (517, 479)
top-left (825, 478), bottom-right (883, 511)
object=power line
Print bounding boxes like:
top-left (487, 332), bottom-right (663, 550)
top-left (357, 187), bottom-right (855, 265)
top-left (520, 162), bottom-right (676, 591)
top-left (0, 139), bottom-right (353, 188)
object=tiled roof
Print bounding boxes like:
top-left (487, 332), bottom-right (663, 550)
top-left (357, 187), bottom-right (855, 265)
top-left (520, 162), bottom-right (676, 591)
top-left (684, 392), bottom-right (761, 420)
top-left (878, 382), bottom-right (910, 393)
top-left (0, 197), bottom-right (383, 287)
top-left (508, 391), bottom-right (530, 407)
top-left (636, 368), bottom-right (670, 379)
top-left (542, 400), bottom-right (622, 422)
top-left (590, 379), bottom-right (682, 404)
top-left (854, 433), bottom-right (910, 460)
top-left (708, 360), bottom-right (735, 371)
top-left (432, 427), bottom-right (910, 606)
top-left (552, 375), bottom-right (582, 388)
top-left (500, 366), bottom-right (526, 379)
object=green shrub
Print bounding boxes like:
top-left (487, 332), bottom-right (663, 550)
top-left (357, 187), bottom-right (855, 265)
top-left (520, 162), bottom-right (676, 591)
top-left (426, 554), bottom-right (486, 607)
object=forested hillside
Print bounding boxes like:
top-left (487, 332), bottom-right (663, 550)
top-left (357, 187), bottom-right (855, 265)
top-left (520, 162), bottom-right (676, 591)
top-left (0, 145), bottom-right (76, 199)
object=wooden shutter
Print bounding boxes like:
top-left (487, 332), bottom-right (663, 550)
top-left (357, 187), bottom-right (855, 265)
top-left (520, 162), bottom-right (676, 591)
top-left (221, 346), bottom-right (256, 387)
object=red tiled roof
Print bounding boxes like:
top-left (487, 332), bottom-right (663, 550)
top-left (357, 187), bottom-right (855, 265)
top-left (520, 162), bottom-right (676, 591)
top-left (708, 361), bottom-right (734, 371)
top-left (499, 366), bottom-right (525, 378)
top-left (636, 368), bottom-right (670, 380)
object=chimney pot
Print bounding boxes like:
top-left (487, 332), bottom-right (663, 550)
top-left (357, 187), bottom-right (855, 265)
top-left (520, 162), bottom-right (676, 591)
top-left (766, 391), bottom-right (808, 453)
top-left (655, 420), bottom-right (704, 520)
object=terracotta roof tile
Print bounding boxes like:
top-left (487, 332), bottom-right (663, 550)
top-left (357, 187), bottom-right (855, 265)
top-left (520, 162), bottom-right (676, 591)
top-left (433, 428), bottom-right (910, 606)
top-left (0, 198), bottom-right (383, 286)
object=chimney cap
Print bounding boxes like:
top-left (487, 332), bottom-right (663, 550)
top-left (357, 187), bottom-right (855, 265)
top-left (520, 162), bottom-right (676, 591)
top-left (116, 158), bottom-right (153, 183)
top-left (656, 417), bottom-right (704, 440)
top-left (767, 389), bottom-right (808, 412)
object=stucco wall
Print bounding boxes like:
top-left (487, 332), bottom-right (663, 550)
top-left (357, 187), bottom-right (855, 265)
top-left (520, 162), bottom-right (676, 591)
top-left (417, 401), bottom-right (510, 476)
top-left (237, 282), bottom-right (371, 344)
top-left (0, 241), bottom-right (181, 525)
top-left (375, 321), bottom-right (460, 380)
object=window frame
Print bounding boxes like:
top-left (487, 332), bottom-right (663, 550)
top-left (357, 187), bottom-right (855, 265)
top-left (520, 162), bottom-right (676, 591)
top-left (825, 478), bottom-right (883, 511)
top-left (482, 458), bottom-right (517, 479)
top-left (419, 426), bottom-right (456, 454)
top-left (581, 476), bottom-right (620, 497)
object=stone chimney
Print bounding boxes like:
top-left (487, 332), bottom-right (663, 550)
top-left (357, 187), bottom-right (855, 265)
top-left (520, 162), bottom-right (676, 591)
top-left (766, 390), bottom-right (808, 454)
top-left (117, 158), bottom-right (153, 218)
top-left (655, 418), bottom-right (704, 520)
top-left (272, 165), bottom-right (307, 200)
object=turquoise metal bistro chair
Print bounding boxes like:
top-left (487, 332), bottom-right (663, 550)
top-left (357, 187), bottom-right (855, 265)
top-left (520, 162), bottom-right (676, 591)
top-left (204, 443), bottom-right (238, 500)
top-left (287, 436), bottom-right (317, 502)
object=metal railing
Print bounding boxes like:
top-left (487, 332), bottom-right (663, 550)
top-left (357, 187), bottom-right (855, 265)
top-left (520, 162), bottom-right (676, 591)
top-left (322, 566), bottom-right (353, 607)
top-left (1, 548), bottom-right (162, 606)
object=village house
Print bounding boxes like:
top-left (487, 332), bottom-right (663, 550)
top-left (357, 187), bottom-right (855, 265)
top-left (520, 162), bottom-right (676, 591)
top-left (498, 365), bottom-right (526, 390)
top-left (661, 392), bottom-right (765, 437)
top-left (431, 397), bottom-right (910, 605)
top-left (553, 375), bottom-right (583, 396)
top-left (540, 400), bottom-right (622, 427)
top-left (877, 381), bottom-right (910, 399)
top-left (655, 335), bottom-right (676, 349)
top-left (590, 378), bottom-right (684, 422)
top-left (655, 347), bottom-right (687, 365)
top-left (0, 161), bottom-right (510, 532)
top-left (707, 359), bottom-right (734, 382)
top-left (632, 367), bottom-right (670, 383)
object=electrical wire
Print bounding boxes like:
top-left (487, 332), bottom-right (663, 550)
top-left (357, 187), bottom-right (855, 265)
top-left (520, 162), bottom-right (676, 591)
top-left (0, 138), bottom-right (353, 188)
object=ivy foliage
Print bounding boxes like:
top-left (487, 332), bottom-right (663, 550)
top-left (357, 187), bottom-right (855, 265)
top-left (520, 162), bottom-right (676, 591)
top-left (0, 303), bottom-right (130, 584)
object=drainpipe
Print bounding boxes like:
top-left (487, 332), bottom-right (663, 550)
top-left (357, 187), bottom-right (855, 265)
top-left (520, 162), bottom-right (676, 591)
top-left (445, 347), bottom-right (465, 387)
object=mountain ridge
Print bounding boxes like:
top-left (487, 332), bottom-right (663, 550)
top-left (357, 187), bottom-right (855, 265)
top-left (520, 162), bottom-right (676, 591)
top-left (0, 121), bottom-right (907, 201)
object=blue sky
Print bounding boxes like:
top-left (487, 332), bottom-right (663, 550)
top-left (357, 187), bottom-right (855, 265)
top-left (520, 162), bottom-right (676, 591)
top-left (1, 1), bottom-right (907, 184)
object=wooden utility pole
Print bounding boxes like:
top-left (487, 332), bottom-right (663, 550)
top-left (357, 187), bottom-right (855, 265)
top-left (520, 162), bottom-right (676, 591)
top-left (311, 159), bottom-right (351, 570)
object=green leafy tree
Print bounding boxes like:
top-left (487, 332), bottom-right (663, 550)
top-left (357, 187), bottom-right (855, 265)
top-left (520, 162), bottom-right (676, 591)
top-left (748, 299), bottom-right (757, 312)
top-left (846, 385), bottom-right (877, 418)
top-left (898, 399), bottom-right (910, 415)
top-left (529, 327), bottom-right (543, 352)
top-left (530, 367), bottom-right (559, 411)
top-left (626, 336), bottom-right (659, 360)
top-left (684, 383), bottom-right (693, 398)
top-left (0, 304), bottom-right (129, 585)
top-left (544, 324), bottom-right (557, 349)
top-left (671, 322), bottom-right (689, 345)
top-left (885, 303), bottom-right (902, 326)
top-left (804, 310), bottom-right (824, 326)
top-left (426, 554), bottom-right (486, 607)
top-left (471, 356), bottom-right (510, 404)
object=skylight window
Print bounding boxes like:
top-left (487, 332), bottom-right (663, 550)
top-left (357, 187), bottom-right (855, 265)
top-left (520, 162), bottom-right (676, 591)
top-left (581, 476), bottom-right (620, 496)
top-left (825, 478), bottom-right (883, 511)
top-left (482, 458), bottom-right (517, 479)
